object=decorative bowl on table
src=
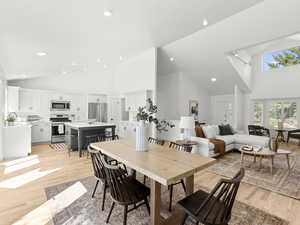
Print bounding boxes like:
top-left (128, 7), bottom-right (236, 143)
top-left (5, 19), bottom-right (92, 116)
top-left (241, 145), bottom-right (253, 151)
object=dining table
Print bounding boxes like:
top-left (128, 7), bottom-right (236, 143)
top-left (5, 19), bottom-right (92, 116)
top-left (91, 139), bottom-right (216, 225)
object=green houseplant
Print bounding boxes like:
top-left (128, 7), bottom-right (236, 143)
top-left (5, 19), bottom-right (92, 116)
top-left (135, 98), bottom-right (174, 151)
top-left (6, 113), bottom-right (17, 126)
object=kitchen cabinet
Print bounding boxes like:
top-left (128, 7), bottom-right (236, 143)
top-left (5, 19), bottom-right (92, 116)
top-left (88, 94), bottom-right (107, 103)
top-left (118, 121), bottom-right (137, 139)
top-left (31, 121), bottom-right (51, 143)
top-left (19, 89), bottom-right (41, 113)
top-left (7, 86), bottom-right (19, 113)
top-left (70, 94), bottom-right (87, 121)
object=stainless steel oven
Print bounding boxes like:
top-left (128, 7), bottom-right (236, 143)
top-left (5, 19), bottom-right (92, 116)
top-left (50, 101), bottom-right (71, 111)
top-left (50, 114), bottom-right (71, 143)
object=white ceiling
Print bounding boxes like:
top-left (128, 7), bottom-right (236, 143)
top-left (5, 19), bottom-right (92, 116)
top-left (0, 0), bottom-right (263, 80)
top-left (242, 32), bottom-right (300, 56)
top-left (159, 0), bottom-right (300, 95)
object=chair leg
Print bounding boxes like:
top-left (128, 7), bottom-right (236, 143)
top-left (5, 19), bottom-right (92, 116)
top-left (143, 175), bottom-right (147, 184)
top-left (101, 182), bottom-right (107, 211)
top-left (106, 202), bottom-right (115, 223)
top-left (123, 205), bottom-right (128, 225)
top-left (123, 164), bottom-right (128, 175)
top-left (181, 179), bottom-right (186, 193)
top-left (180, 213), bottom-right (188, 225)
top-left (169, 184), bottom-right (173, 212)
top-left (91, 180), bottom-right (99, 198)
top-left (144, 198), bottom-right (150, 215)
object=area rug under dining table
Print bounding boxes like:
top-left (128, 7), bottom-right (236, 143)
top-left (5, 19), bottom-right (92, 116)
top-left (205, 151), bottom-right (300, 200)
top-left (45, 176), bottom-right (288, 225)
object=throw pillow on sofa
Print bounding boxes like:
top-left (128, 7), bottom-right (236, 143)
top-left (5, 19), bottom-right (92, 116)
top-left (202, 125), bottom-right (217, 138)
top-left (219, 124), bottom-right (234, 136)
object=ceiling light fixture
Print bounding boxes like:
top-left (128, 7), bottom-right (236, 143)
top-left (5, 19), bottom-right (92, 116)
top-left (96, 58), bottom-right (101, 63)
top-left (119, 56), bottom-right (123, 61)
top-left (36, 52), bottom-right (47, 56)
top-left (170, 57), bottom-right (175, 62)
top-left (211, 78), bottom-right (217, 82)
top-left (203, 18), bottom-right (208, 26)
top-left (104, 10), bottom-right (112, 16)
top-left (103, 64), bottom-right (107, 69)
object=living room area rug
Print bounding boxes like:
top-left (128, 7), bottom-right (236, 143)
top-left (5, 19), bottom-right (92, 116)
top-left (206, 151), bottom-right (300, 199)
top-left (45, 176), bottom-right (288, 225)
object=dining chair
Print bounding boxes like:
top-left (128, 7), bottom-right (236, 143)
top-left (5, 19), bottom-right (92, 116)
top-left (178, 168), bottom-right (245, 225)
top-left (168, 142), bottom-right (191, 211)
top-left (88, 145), bottom-right (109, 211)
top-left (100, 153), bottom-right (150, 225)
top-left (143, 137), bottom-right (165, 184)
top-left (89, 145), bottom-right (127, 211)
top-left (105, 134), bottom-right (119, 141)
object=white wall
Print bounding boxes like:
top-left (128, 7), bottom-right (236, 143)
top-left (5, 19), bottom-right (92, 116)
top-left (210, 94), bottom-right (234, 125)
top-left (113, 48), bottom-right (157, 94)
top-left (157, 72), bottom-right (211, 123)
top-left (234, 85), bottom-right (247, 131)
top-left (0, 75), bottom-right (6, 160)
top-left (251, 52), bottom-right (300, 100)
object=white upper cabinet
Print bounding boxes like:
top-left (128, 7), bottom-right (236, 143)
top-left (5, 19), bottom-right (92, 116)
top-left (7, 86), bottom-right (19, 113)
top-left (19, 89), bottom-right (41, 113)
top-left (88, 94), bottom-right (107, 103)
top-left (124, 90), bottom-right (152, 112)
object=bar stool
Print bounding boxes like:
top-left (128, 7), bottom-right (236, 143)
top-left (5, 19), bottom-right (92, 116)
top-left (85, 135), bottom-right (100, 158)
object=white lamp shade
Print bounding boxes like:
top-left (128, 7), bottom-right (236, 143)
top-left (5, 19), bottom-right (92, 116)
top-left (179, 116), bottom-right (195, 129)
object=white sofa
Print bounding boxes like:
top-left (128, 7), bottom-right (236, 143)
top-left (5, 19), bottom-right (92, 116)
top-left (190, 133), bottom-right (270, 157)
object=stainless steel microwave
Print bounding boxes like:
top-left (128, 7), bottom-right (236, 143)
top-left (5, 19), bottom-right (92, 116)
top-left (50, 101), bottom-right (71, 111)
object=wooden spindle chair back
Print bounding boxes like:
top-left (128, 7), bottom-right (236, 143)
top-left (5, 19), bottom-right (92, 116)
top-left (169, 141), bottom-right (190, 152)
top-left (99, 153), bottom-right (133, 204)
top-left (88, 146), bottom-right (106, 181)
top-left (196, 168), bottom-right (245, 224)
top-left (148, 137), bottom-right (165, 146)
top-left (105, 135), bottom-right (119, 141)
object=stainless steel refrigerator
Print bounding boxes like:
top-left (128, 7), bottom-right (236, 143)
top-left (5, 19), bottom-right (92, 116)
top-left (88, 103), bottom-right (108, 122)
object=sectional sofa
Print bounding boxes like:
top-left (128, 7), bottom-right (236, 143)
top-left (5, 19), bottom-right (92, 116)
top-left (190, 125), bottom-right (270, 157)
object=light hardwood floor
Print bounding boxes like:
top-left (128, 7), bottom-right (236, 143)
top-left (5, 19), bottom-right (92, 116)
top-left (0, 143), bottom-right (299, 225)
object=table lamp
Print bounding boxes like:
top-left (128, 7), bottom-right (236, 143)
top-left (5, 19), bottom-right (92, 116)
top-left (180, 116), bottom-right (195, 141)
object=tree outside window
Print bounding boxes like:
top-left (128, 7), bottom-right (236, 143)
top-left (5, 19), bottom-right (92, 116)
top-left (264, 47), bottom-right (300, 71)
top-left (253, 103), bottom-right (263, 125)
top-left (269, 102), bottom-right (297, 129)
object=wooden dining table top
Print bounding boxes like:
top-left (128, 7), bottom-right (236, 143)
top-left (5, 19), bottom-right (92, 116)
top-left (90, 139), bottom-right (216, 186)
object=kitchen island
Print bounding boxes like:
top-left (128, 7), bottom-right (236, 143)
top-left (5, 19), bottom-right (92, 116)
top-left (65, 122), bottom-right (116, 157)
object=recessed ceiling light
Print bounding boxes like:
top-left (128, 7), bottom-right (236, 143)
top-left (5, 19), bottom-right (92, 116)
top-left (119, 56), bottom-right (123, 61)
top-left (96, 58), bottom-right (101, 63)
top-left (211, 78), bottom-right (217, 82)
top-left (104, 10), bottom-right (112, 16)
top-left (170, 57), bottom-right (175, 62)
top-left (203, 18), bottom-right (208, 26)
top-left (36, 52), bottom-right (47, 56)
top-left (103, 64), bottom-right (107, 69)
top-left (62, 71), bottom-right (67, 75)
top-left (234, 52), bottom-right (239, 57)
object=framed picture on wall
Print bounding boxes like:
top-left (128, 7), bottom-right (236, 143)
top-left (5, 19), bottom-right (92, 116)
top-left (189, 100), bottom-right (199, 121)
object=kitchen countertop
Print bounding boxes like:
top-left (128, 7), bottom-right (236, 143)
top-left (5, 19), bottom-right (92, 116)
top-left (65, 122), bottom-right (116, 129)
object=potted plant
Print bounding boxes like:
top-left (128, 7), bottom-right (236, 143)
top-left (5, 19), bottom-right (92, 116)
top-left (6, 113), bottom-right (17, 126)
top-left (136, 98), bottom-right (174, 151)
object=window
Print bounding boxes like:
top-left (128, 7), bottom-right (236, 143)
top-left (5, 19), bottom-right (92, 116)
top-left (253, 103), bottom-right (263, 125)
top-left (263, 46), bottom-right (300, 71)
top-left (268, 102), bottom-right (297, 128)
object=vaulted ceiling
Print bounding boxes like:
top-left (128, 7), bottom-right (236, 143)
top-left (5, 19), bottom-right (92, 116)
top-left (159, 0), bottom-right (300, 95)
top-left (0, 0), bottom-right (262, 80)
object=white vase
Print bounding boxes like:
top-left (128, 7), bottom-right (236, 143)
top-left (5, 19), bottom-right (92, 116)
top-left (136, 120), bottom-right (149, 152)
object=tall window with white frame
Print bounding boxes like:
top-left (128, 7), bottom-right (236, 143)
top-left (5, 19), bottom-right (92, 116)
top-left (253, 102), bottom-right (263, 126)
top-left (268, 101), bottom-right (297, 129)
